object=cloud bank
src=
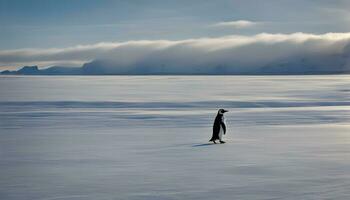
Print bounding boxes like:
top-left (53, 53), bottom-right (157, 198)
top-left (2, 32), bottom-right (350, 74)
top-left (213, 20), bottom-right (260, 29)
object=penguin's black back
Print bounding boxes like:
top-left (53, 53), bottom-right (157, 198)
top-left (209, 113), bottom-right (222, 141)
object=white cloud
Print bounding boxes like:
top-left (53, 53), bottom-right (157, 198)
top-left (213, 20), bottom-right (260, 29)
top-left (1, 32), bottom-right (350, 74)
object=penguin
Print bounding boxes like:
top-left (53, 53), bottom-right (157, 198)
top-left (209, 109), bottom-right (228, 144)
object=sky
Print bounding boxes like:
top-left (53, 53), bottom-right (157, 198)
top-left (1, 0), bottom-right (350, 71)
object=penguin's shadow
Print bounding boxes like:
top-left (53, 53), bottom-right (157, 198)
top-left (192, 143), bottom-right (216, 147)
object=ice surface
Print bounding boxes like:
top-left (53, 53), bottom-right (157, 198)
top-left (1, 75), bottom-right (350, 200)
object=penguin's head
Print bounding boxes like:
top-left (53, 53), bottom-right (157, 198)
top-left (218, 109), bottom-right (228, 114)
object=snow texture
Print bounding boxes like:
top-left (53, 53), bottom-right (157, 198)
top-left (1, 75), bottom-right (350, 200)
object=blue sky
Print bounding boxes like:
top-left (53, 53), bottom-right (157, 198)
top-left (1, 0), bottom-right (350, 71)
top-left (1, 0), bottom-right (350, 50)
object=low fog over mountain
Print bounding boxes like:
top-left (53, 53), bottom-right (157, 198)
top-left (2, 33), bottom-right (350, 75)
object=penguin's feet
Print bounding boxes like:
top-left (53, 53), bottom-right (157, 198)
top-left (213, 141), bottom-right (217, 144)
top-left (220, 141), bottom-right (226, 144)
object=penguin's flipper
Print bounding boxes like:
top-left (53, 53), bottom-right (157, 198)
top-left (221, 122), bottom-right (226, 135)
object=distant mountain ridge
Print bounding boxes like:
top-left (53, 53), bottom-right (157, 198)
top-left (1, 66), bottom-right (82, 75)
top-left (2, 59), bottom-right (350, 75)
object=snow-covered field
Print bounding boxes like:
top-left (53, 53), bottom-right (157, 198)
top-left (1, 75), bottom-right (350, 200)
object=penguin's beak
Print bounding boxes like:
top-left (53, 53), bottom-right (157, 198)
top-left (223, 109), bottom-right (228, 113)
